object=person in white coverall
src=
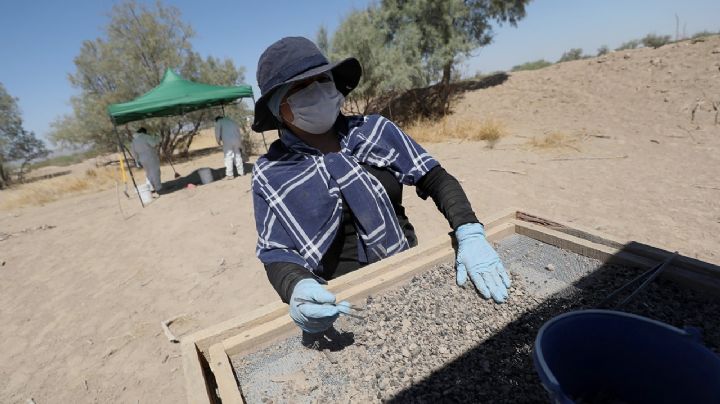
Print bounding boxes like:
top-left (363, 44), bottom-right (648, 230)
top-left (215, 116), bottom-right (246, 179)
top-left (130, 127), bottom-right (162, 194)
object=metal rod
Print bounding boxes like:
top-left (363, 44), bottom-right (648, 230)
top-left (598, 252), bottom-right (678, 308)
top-left (617, 252), bottom-right (678, 308)
top-left (295, 297), bottom-right (365, 320)
top-left (293, 297), bottom-right (365, 313)
top-left (339, 311), bottom-right (365, 321)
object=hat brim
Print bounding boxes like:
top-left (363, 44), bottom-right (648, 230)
top-left (252, 57), bottom-right (361, 133)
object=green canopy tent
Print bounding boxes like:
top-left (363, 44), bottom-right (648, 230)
top-left (107, 68), bottom-right (257, 207)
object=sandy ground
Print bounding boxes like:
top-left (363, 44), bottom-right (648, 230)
top-left (1, 36), bottom-right (719, 403)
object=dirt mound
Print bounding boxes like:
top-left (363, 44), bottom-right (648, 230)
top-left (455, 36), bottom-right (720, 139)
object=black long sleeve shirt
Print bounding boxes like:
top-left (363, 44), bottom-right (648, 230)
top-left (264, 164), bottom-right (478, 303)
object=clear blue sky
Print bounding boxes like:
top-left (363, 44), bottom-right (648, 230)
top-left (1, 0), bottom-right (718, 146)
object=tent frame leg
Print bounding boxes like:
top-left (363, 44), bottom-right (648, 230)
top-left (112, 122), bottom-right (144, 208)
top-left (251, 96), bottom-right (268, 152)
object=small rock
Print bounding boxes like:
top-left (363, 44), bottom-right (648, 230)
top-left (712, 48), bottom-right (720, 54)
top-left (545, 264), bottom-right (555, 272)
top-left (623, 53), bottom-right (631, 59)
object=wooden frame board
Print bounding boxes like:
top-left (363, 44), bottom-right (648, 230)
top-left (181, 209), bottom-right (720, 404)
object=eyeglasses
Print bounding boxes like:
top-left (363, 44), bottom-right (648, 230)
top-left (286, 74), bottom-right (333, 97)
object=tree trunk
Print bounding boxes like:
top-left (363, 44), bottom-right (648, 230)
top-left (0, 163), bottom-right (8, 189)
top-left (440, 61), bottom-right (453, 114)
top-left (18, 161), bottom-right (29, 183)
top-left (441, 61), bottom-right (452, 87)
top-left (180, 120), bottom-right (202, 157)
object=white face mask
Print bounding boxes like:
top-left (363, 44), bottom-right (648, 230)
top-left (286, 80), bottom-right (344, 134)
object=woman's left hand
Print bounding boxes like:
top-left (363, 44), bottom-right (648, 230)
top-left (455, 223), bottom-right (512, 303)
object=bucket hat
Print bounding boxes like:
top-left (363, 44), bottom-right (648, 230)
top-left (252, 36), bottom-right (362, 132)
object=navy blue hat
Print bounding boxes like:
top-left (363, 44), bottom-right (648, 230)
top-left (252, 36), bottom-right (362, 132)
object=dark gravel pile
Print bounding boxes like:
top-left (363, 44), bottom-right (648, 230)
top-left (232, 235), bottom-right (720, 403)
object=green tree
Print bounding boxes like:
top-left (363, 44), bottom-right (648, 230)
top-left (381, 0), bottom-right (530, 89)
top-left (0, 83), bottom-right (49, 187)
top-left (329, 6), bottom-right (426, 114)
top-left (50, 0), bottom-right (247, 157)
top-left (316, 25), bottom-right (329, 54)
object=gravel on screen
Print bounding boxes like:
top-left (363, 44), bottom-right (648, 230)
top-left (231, 234), bottom-right (720, 403)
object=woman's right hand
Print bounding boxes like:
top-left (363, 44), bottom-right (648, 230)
top-left (289, 279), bottom-right (350, 334)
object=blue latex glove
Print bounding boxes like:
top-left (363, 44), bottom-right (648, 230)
top-left (289, 279), bottom-right (351, 334)
top-left (455, 223), bottom-right (512, 303)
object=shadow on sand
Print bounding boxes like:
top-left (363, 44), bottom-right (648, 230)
top-left (385, 241), bottom-right (720, 403)
top-left (157, 162), bottom-right (253, 195)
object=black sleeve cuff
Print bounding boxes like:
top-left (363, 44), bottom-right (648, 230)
top-left (265, 262), bottom-right (317, 303)
top-left (416, 165), bottom-right (480, 231)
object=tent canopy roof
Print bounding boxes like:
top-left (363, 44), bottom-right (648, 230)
top-left (108, 69), bottom-right (253, 125)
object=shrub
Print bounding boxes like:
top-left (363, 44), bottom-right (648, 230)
top-left (597, 45), bottom-right (609, 56)
top-left (512, 59), bottom-right (553, 72)
top-left (473, 119), bottom-right (506, 148)
top-left (641, 33), bottom-right (671, 48)
top-left (558, 48), bottom-right (585, 63)
top-left (615, 39), bottom-right (640, 51)
top-left (691, 30), bottom-right (717, 39)
top-left (528, 131), bottom-right (580, 151)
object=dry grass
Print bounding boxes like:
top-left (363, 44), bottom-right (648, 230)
top-left (528, 131), bottom-right (581, 151)
top-left (0, 166), bottom-right (120, 210)
top-left (405, 116), bottom-right (507, 147)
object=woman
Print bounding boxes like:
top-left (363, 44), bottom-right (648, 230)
top-left (251, 37), bottom-right (510, 335)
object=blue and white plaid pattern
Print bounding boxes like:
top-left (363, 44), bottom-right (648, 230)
top-left (252, 114), bottom-right (439, 273)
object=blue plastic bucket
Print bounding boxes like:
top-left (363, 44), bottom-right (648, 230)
top-left (533, 310), bottom-right (720, 403)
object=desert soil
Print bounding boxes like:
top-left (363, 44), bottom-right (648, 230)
top-left (1, 36), bottom-right (719, 403)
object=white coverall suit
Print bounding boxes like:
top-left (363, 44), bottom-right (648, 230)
top-left (131, 132), bottom-right (162, 191)
top-left (215, 117), bottom-right (246, 177)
